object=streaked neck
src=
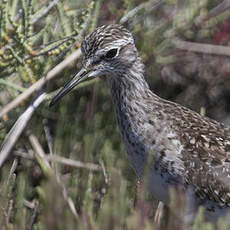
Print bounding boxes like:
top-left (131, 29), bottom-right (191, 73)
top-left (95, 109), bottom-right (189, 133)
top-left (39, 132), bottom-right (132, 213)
top-left (107, 57), bottom-right (151, 99)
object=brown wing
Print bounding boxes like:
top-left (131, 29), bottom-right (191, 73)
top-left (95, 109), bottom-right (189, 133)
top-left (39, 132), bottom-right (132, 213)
top-left (170, 103), bottom-right (230, 207)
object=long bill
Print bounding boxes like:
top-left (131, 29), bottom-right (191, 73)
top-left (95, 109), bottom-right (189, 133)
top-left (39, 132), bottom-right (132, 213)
top-left (49, 68), bottom-right (88, 107)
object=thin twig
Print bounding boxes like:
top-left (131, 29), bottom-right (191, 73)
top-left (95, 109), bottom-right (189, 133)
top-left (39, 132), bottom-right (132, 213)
top-left (173, 39), bottom-right (230, 56)
top-left (23, 200), bottom-right (36, 209)
top-left (28, 133), bottom-right (51, 169)
top-left (31, 0), bottom-right (59, 24)
top-left (7, 159), bottom-right (18, 185)
top-left (14, 149), bottom-right (102, 171)
top-left (48, 154), bottom-right (102, 171)
top-left (208, 0), bottom-right (230, 19)
top-left (120, 0), bottom-right (164, 24)
top-left (154, 201), bottom-right (165, 229)
top-left (62, 187), bottom-right (79, 219)
top-left (100, 160), bottom-right (109, 184)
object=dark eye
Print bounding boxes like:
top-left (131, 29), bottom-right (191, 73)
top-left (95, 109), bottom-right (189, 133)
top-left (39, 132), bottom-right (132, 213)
top-left (105, 48), bottom-right (118, 59)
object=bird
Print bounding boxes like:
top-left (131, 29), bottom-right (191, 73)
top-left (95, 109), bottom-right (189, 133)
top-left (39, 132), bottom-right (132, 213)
top-left (50, 24), bottom-right (230, 223)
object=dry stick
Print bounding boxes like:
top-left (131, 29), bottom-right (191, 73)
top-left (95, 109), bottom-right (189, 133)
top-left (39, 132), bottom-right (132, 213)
top-left (48, 154), bottom-right (102, 171)
top-left (208, 0), bottom-right (230, 19)
top-left (14, 150), bottom-right (102, 171)
top-left (154, 201), bottom-right (165, 229)
top-left (100, 160), bottom-right (109, 183)
top-left (173, 39), bottom-right (230, 56)
top-left (120, 0), bottom-right (163, 24)
top-left (28, 133), bottom-right (51, 170)
top-left (23, 200), bottom-right (36, 209)
top-left (0, 93), bottom-right (46, 168)
top-left (7, 159), bottom-right (18, 185)
top-left (0, 48), bottom-right (81, 118)
top-left (31, 0), bottom-right (59, 24)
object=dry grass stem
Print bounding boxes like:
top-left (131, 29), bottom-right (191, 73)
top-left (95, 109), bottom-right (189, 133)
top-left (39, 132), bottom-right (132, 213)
top-left (173, 39), bottom-right (230, 56)
top-left (0, 93), bottom-right (46, 168)
top-left (28, 133), bottom-right (51, 170)
top-left (7, 159), bottom-right (18, 185)
top-left (154, 201), bottom-right (165, 228)
top-left (120, 0), bottom-right (164, 24)
top-left (48, 154), bottom-right (102, 171)
top-left (14, 149), bottom-right (102, 171)
top-left (23, 200), bottom-right (36, 209)
top-left (208, 0), bottom-right (230, 18)
top-left (31, 0), bottom-right (60, 24)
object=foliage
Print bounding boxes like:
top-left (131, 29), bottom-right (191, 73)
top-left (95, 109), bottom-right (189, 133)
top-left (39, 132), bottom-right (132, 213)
top-left (0, 0), bottom-right (230, 229)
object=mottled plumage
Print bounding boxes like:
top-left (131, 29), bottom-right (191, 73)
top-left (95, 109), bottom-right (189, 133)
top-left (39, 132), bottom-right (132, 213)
top-left (51, 24), bottom-right (230, 222)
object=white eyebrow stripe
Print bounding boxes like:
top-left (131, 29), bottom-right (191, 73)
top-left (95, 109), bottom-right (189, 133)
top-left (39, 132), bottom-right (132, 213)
top-left (103, 37), bottom-right (134, 50)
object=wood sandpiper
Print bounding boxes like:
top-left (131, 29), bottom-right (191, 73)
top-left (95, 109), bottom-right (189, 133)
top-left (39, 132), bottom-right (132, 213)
top-left (50, 24), bottom-right (230, 223)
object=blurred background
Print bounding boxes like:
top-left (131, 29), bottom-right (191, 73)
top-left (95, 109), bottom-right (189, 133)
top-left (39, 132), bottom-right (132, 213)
top-left (1, 0), bottom-right (230, 229)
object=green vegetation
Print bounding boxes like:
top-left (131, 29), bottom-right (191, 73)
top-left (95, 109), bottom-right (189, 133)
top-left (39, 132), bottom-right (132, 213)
top-left (1, 0), bottom-right (230, 229)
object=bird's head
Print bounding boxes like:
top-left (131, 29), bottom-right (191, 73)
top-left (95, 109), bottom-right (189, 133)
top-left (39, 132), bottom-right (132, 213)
top-left (50, 24), bottom-right (138, 106)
